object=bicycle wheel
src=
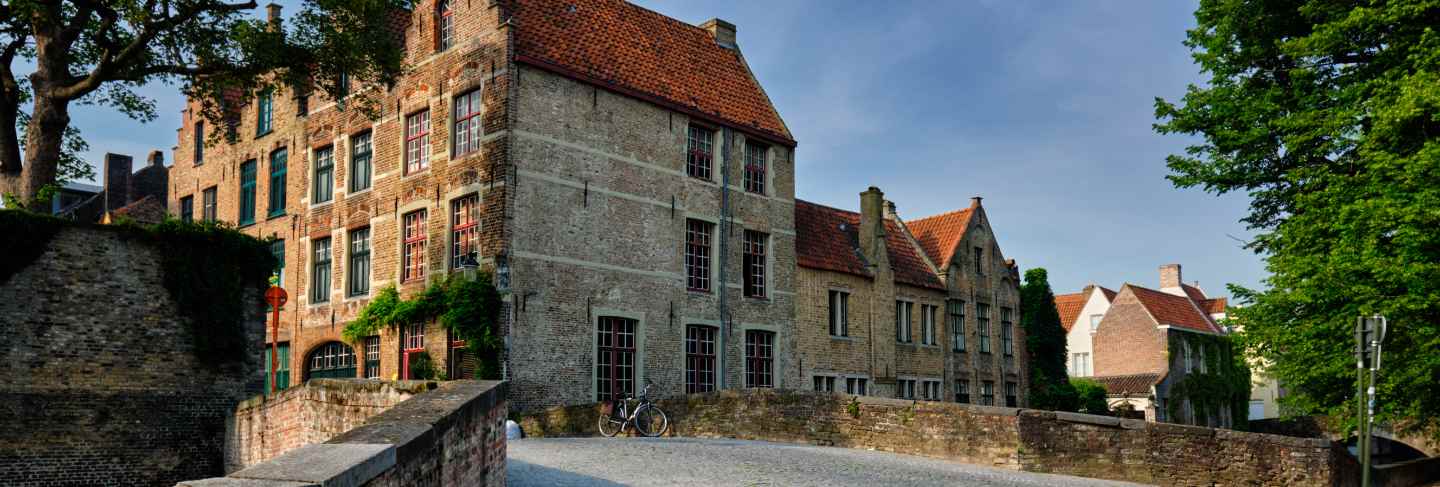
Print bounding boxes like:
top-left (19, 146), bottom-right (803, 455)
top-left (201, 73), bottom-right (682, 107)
top-left (634, 404), bottom-right (669, 437)
top-left (597, 411), bottom-right (625, 437)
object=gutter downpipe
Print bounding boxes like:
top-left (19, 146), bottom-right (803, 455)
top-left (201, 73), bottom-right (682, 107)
top-left (719, 127), bottom-right (733, 389)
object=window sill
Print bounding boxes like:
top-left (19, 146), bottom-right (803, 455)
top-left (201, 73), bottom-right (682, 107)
top-left (828, 335), bottom-right (854, 342)
top-left (686, 288), bottom-right (712, 295)
top-left (267, 211), bottom-right (286, 220)
top-left (238, 221), bottom-right (255, 228)
top-left (256, 130), bottom-right (273, 140)
top-left (401, 167), bottom-right (432, 180)
top-left (309, 200), bottom-right (334, 210)
top-left (344, 292), bottom-right (371, 303)
top-left (917, 344), bottom-right (942, 350)
top-left (346, 187), bottom-right (373, 199)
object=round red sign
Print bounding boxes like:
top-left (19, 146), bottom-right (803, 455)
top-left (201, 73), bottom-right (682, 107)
top-left (265, 286), bottom-right (288, 308)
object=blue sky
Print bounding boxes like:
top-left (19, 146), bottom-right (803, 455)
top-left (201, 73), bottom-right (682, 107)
top-left (61, 1), bottom-right (1265, 298)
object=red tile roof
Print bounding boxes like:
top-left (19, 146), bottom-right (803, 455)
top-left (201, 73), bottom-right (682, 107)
top-left (1127, 284), bottom-right (1221, 333)
top-left (1091, 373), bottom-right (1162, 396)
top-left (1180, 284), bottom-right (1208, 303)
top-left (1100, 287), bottom-right (1117, 301)
top-left (905, 208), bottom-right (974, 270)
top-left (1054, 292), bottom-right (1086, 332)
top-left (107, 195), bottom-right (168, 225)
top-left (511, 0), bottom-right (793, 145)
top-left (794, 200), bottom-right (945, 290)
top-left (1201, 297), bottom-right (1228, 315)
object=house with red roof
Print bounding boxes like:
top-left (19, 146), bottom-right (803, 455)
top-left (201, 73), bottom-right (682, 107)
top-left (1053, 284), bottom-right (1117, 377)
top-left (795, 187), bottom-right (1026, 406)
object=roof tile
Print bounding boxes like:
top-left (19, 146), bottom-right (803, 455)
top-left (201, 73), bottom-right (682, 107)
top-left (1091, 373), bottom-right (1162, 396)
top-left (1054, 292), bottom-right (1086, 332)
top-left (1129, 285), bottom-right (1220, 333)
top-left (794, 200), bottom-right (946, 290)
top-left (905, 208), bottom-right (974, 270)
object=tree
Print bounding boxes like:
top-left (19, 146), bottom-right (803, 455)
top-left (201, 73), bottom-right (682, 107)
top-left (1155, 0), bottom-right (1440, 442)
top-left (1071, 378), bottom-right (1109, 416)
top-left (0, 0), bottom-right (410, 208)
top-left (1020, 268), bottom-right (1079, 411)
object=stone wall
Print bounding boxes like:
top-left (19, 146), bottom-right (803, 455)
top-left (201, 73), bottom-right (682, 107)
top-left (0, 226), bottom-right (265, 486)
top-left (520, 389), bottom-right (1356, 487)
top-left (182, 380), bottom-right (507, 487)
top-left (225, 379), bottom-right (433, 472)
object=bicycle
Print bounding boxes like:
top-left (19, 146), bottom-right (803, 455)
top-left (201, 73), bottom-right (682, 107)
top-left (598, 380), bottom-right (669, 437)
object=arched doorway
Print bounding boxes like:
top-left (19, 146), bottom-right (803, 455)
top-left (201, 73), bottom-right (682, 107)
top-left (305, 341), bottom-right (357, 380)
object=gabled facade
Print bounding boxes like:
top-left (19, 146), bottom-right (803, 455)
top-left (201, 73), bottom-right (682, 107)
top-left (795, 188), bottom-right (1026, 406)
top-left (1055, 284), bottom-right (1115, 377)
top-left (167, 0), bottom-right (796, 411)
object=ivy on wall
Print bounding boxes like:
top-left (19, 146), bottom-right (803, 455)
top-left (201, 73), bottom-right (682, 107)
top-left (342, 273), bottom-right (503, 380)
top-left (1166, 332), bottom-right (1253, 429)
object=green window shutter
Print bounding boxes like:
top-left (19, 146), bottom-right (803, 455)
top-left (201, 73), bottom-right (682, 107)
top-left (268, 149), bottom-right (287, 217)
top-left (239, 160), bottom-right (256, 225)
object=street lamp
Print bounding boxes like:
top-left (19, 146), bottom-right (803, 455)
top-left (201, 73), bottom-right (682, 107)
top-left (1355, 314), bottom-right (1386, 487)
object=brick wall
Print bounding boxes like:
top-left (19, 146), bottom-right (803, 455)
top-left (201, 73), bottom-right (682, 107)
top-left (1093, 289), bottom-right (1169, 377)
top-left (0, 226), bottom-right (265, 486)
top-left (224, 379), bottom-right (433, 472)
top-left (520, 389), bottom-right (1355, 487)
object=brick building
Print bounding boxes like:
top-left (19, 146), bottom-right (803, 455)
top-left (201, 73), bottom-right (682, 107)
top-left (167, 0), bottom-right (797, 411)
top-left (794, 188), bottom-right (1026, 406)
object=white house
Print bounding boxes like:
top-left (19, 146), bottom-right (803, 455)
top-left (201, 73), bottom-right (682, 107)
top-left (1054, 284), bottom-right (1115, 377)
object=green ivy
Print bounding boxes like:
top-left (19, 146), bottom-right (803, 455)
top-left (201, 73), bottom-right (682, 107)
top-left (342, 273), bottom-right (503, 380)
top-left (1070, 378), bottom-right (1110, 415)
top-left (1166, 333), bottom-right (1253, 429)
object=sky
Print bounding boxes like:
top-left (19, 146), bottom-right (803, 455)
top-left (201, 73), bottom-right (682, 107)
top-left (58, 0), bottom-right (1266, 299)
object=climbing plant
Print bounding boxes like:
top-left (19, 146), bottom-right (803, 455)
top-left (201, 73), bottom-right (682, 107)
top-left (343, 273), bottom-right (503, 380)
top-left (1165, 333), bottom-right (1252, 429)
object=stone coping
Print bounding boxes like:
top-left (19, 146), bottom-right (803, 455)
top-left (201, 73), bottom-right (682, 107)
top-left (233, 380), bottom-right (439, 412)
top-left (180, 380), bottom-right (504, 487)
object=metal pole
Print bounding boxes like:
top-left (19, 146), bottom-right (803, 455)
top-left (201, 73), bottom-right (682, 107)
top-left (1355, 316), bottom-right (1370, 487)
top-left (270, 304), bottom-right (280, 395)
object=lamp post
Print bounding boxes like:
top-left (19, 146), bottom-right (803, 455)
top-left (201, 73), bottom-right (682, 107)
top-left (1355, 314), bottom-right (1386, 487)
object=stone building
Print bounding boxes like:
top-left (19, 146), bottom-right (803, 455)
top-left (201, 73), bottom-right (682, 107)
top-left (167, 0), bottom-right (797, 411)
top-left (794, 188), bottom-right (1026, 406)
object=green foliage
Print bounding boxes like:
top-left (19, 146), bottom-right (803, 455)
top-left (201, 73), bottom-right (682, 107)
top-left (0, 209), bottom-right (65, 284)
top-left (1155, 0), bottom-right (1440, 442)
top-left (342, 273), bottom-right (503, 380)
top-left (408, 350), bottom-right (436, 381)
top-left (1165, 334), bottom-right (1252, 430)
top-left (1071, 378), bottom-right (1110, 416)
top-left (847, 398), bottom-right (861, 419)
top-left (1019, 268), bottom-right (1079, 411)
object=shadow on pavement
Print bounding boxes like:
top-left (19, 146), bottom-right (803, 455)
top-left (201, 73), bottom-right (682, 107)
top-left (508, 458), bottom-right (628, 487)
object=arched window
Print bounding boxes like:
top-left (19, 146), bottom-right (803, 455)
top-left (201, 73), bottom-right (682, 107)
top-left (436, 0), bottom-right (454, 51)
top-left (306, 341), bottom-right (357, 380)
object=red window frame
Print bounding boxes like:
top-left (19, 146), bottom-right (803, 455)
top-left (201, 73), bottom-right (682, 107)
top-left (596, 317), bottom-right (636, 402)
top-left (685, 325), bottom-right (717, 394)
top-left (401, 322), bottom-right (425, 380)
top-left (686, 125), bottom-right (713, 180)
top-left (743, 230), bottom-right (766, 298)
top-left (436, 0), bottom-right (454, 51)
top-left (744, 330), bottom-right (774, 388)
top-left (402, 210), bottom-right (428, 283)
top-left (405, 110), bottom-right (431, 175)
top-left (685, 219), bottom-right (712, 292)
top-left (744, 141), bottom-right (766, 194)
top-left (453, 90), bottom-right (483, 156)
top-left (450, 194), bottom-right (480, 270)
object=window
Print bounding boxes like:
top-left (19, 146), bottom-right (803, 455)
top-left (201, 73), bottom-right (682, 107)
top-left (744, 141), bottom-right (766, 194)
top-left (685, 219), bottom-right (713, 291)
top-left (896, 379), bottom-right (916, 400)
top-left (813, 375), bottom-right (836, 392)
top-left (313, 146), bottom-right (334, 204)
top-left (264, 342), bottom-right (290, 392)
top-left (270, 240), bottom-right (285, 286)
top-left (363, 336), bottom-right (381, 379)
top-left (403, 210), bottom-right (428, 283)
top-left (405, 110), bottom-right (431, 174)
top-left (453, 90), bottom-right (483, 156)
top-left (311, 238), bottom-right (331, 303)
top-left (402, 323), bottom-right (425, 379)
top-left (238, 160), bottom-right (256, 225)
top-left (306, 342), bottom-right (356, 379)
top-left (828, 290), bottom-right (849, 337)
top-left (1089, 314), bottom-right (1103, 332)
top-left (685, 125), bottom-right (713, 180)
top-left (1001, 307), bottom-right (1014, 356)
top-left (981, 381), bottom-right (995, 406)
top-left (1184, 340), bottom-right (1193, 373)
top-left (348, 228), bottom-right (370, 297)
top-left (744, 330), bottom-right (774, 388)
top-left (743, 230), bottom-right (767, 298)
top-left (923, 380), bottom-right (942, 401)
top-left (180, 196), bottom-right (194, 223)
top-left (596, 316), bottom-right (637, 402)
top-left (451, 194), bottom-right (480, 269)
top-left (202, 187), bottom-right (217, 222)
top-left (920, 304), bottom-right (937, 345)
top-left (895, 301), bottom-right (913, 343)
top-left (1183, 398), bottom-right (1194, 424)
top-left (268, 149), bottom-right (287, 217)
top-left (436, 0), bottom-right (454, 51)
top-left (349, 131), bottom-right (372, 193)
top-left (338, 71), bottom-right (351, 100)
top-left (977, 304), bottom-right (991, 353)
top-left (193, 121), bottom-right (204, 165)
top-left (973, 246), bottom-right (984, 274)
top-left (948, 300), bottom-right (966, 352)
top-left (296, 89), bottom-right (309, 116)
top-left (1071, 353), bottom-right (1091, 377)
top-left (256, 89), bottom-right (273, 136)
top-left (845, 377), bottom-right (868, 395)
top-left (1005, 381), bottom-right (1018, 407)
top-left (685, 325), bottom-right (717, 394)
top-left (955, 380), bottom-right (970, 404)
top-left (1199, 345), bottom-right (1208, 373)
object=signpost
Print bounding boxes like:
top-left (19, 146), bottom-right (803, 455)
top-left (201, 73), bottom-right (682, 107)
top-left (1355, 315), bottom-right (1386, 487)
top-left (265, 284), bottom-right (288, 395)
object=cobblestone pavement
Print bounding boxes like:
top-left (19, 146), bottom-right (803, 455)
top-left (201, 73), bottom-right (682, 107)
top-left (508, 437), bottom-right (1150, 486)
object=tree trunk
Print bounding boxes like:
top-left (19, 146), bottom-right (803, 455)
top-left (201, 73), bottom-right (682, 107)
top-left (0, 105), bottom-right (19, 202)
top-left (20, 95), bottom-right (68, 208)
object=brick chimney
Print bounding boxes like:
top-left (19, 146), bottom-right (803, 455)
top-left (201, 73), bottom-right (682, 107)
top-left (971, 196), bottom-right (983, 208)
top-left (1159, 264), bottom-right (1182, 290)
top-left (700, 18), bottom-right (737, 49)
top-left (859, 187), bottom-right (886, 264)
top-left (266, 3), bottom-right (282, 29)
top-left (147, 150), bottom-right (164, 168)
top-left (103, 153), bottom-right (133, 213)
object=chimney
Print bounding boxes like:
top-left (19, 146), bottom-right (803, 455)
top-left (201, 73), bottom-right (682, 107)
top-left (883, 200), bottom-right (899, 221)
top-left (700, 18), bottom-right (737, 49)
top-left (266, 3), bottom-right (282, 28)
top-left (103, 153), bottom-right (134, 213)
top-left (971, 196), bottom-right (983, 208)
top-left (147, 150), bottom-right (165, 168)
top-left (1160, 264), bottom-right (1182, 290)
top-left (859, 187), bottom-right (886, 264)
